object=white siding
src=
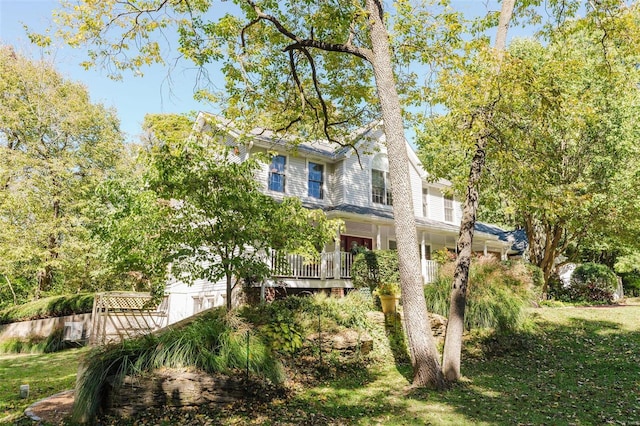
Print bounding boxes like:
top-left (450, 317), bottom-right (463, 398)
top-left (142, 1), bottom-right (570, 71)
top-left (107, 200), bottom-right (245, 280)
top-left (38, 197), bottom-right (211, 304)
top-left (429, 189), bottom-right (445, 222)
top-left (409, 164), bottom-right (423, 216)
top-left (287, 155), bottom-right (307, 198)
top-left (343, 153), bottom-right (371, 206)
top-left (333, 161), bottom-right (346, 205)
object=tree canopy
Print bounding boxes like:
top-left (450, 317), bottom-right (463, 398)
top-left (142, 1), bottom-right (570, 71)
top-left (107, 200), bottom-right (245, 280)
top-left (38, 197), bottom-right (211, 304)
top-left (0, 46), bottom-right (124, 304)
top-left (417, 4), bottom-right (640, 288)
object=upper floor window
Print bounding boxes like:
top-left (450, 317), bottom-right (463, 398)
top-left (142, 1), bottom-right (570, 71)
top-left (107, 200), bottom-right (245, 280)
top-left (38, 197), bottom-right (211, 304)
top-left (308, 162), bottom-right (324, 199)
top-left (372, 169), bottom-right (393, 205)
top-left (422, 188), bottom-right (429, 217)
top-left (371, 154), bottom-right (392, 206)
top-left (268, 155), bottom-right (286, 192)
top-left (444, 194), bottom-right (454, 222)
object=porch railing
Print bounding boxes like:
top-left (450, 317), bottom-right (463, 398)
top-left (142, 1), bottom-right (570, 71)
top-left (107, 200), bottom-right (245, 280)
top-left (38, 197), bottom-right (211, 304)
top-left (270, 251), bottom-right (350, 279)
top-left (269, 251), bottom-right (438, 284)
top-left (424, 260), bottom-right (438, 284)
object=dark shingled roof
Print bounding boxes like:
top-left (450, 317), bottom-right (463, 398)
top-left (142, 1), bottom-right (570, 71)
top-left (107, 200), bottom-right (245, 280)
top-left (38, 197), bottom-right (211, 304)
top-left (303, 203), bottom-right (526, 250)
top-left (474, 223), bottom-right (528, 254)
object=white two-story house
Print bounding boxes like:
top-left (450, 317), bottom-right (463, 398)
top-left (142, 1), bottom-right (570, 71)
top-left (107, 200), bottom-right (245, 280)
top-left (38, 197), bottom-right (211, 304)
top-left (164, 113), bottom-right (514, 323)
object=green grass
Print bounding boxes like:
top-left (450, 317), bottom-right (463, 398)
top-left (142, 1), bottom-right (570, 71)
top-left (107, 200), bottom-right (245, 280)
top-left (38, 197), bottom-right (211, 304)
top-left (5, 305), bottom-right (640, 425)
top-left (0, 347), bottom-right (88, 424)
top-left (0, 294), bottom-right (94, 324)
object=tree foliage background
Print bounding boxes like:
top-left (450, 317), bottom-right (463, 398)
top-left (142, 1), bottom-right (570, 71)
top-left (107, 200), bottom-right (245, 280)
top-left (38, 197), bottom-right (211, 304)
top-left (0, 46), bottom-right (126, 306)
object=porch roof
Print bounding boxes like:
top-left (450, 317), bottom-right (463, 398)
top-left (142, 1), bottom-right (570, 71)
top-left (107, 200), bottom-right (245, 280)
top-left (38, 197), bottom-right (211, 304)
top-left (310, 203), bottom-right (509, 243)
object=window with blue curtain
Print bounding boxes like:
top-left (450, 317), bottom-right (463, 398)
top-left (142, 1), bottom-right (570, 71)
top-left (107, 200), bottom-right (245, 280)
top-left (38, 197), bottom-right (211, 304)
top-left (308, 162), bottom-right (324, 199)
top-left (268, 155), bottom-right (286, 192)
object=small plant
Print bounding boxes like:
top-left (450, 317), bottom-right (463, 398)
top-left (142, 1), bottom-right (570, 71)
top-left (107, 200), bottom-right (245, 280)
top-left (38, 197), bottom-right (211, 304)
top-left (374, 282), bottom-right (400, 296)
top-left (261, 312), bottom-right (304, 354)
top-left (432, 248), bottom-right (456, 265)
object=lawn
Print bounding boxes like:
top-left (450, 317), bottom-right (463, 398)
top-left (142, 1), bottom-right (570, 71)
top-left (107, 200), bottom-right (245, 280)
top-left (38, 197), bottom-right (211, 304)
top-left (0, 347), bottom-right (88, 425)
top-left (3, 305), bottom-right (640, 425)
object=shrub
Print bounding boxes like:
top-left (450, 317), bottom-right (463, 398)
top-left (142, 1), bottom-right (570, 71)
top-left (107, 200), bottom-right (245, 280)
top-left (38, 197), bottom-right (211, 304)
top-left (621, 273), bottom-right (640, 297)
top-left (0, 293), bottom-right (94, 324)
top-left (423, 257), bottom-right (533, 332)
top-left (569, 262), bottom-right (617, 304)
top-left (351, 250), bottom-right (399, 291)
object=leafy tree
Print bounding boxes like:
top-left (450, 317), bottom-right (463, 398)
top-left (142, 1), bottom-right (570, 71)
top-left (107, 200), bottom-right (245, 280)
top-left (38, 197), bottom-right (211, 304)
top-left (0, 46), bottom-right (124, 303)
top-left (419, 2), bottom-right (640, 378)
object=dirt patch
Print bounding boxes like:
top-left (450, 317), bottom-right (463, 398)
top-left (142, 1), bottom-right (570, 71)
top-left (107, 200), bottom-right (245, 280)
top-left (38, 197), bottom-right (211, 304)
top-left (25, 390), bottom-right (74, 425)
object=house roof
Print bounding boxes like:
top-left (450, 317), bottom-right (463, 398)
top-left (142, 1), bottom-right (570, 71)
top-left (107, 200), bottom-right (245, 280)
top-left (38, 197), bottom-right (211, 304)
top-left (474, 222), bottom-right (528, 254)
top-left (307, 202), bottom-right (513, 244)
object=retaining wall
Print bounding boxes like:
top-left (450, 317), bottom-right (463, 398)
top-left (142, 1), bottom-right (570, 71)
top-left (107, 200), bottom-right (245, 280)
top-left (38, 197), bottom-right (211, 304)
top-left (0, 313), bottom-right (92, 342)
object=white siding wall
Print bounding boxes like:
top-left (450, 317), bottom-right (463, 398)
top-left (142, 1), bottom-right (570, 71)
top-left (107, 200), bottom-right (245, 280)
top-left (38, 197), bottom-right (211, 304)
top-left (429, 189), bottom-right (445, 222)
top-left (343, 153), bottom-right (371, 206)
top-left (409, 165), bottom-right (423, 217)
top-left (287, 155), bottom-right (307, 198)
top-left (454, 198), bottom-right (463, 223)
top-left (333, 161), bottom-right (345, 205)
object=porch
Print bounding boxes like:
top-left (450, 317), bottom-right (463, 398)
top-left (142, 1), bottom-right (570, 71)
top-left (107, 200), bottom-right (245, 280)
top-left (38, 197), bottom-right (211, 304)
top-left (268, 251), bottom-right (439, 284)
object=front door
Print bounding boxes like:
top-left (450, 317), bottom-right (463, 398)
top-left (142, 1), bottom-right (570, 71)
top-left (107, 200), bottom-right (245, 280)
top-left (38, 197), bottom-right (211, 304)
top-left (340, 235), bottom-right (373, 253)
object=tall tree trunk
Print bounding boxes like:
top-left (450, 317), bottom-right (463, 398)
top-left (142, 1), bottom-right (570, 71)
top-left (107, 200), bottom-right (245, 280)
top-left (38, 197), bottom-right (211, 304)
top-left (366, 0), bottom-right (444, 389)
top-left (441, 0), bottom-right (515, 382)
top-left (442, 135), bottom-right (487, 381)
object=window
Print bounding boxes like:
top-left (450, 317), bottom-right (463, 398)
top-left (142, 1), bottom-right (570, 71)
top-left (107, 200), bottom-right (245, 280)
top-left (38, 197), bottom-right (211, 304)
top-left (308, 162), bottom-right (324, 199)
top-left (388, 240), bottom-right (397, 250)
top-left (444, 194), bottom-right (454, 222)
top-left (372, 169), bottom-right (393, 205)
top-left (268, 155), bottom-right (286, 192)
top-left (422, 188), bottom-right (429, 217)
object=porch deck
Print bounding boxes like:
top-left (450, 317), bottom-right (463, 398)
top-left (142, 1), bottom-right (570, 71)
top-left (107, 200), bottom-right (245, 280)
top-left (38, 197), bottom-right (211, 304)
top-left (268, 251), bottom-right (438, 284)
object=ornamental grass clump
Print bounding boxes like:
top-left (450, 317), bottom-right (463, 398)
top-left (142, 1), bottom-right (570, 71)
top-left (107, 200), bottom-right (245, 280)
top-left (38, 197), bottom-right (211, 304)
top-left (424, 256), bottom-right (534, 332)
top-left (72, 308), bottom-right (283, 423)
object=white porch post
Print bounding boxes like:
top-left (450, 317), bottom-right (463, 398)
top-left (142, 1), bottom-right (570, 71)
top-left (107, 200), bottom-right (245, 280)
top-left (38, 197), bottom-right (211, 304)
top-left (420, 231), bottom-right (427, 284)
top-left (484, 242), bottom-right (488, 256)
top-left (373, 224), bottom-right (381, 250)
top-left (334, 231), bottom-right (341, 279)
top-left (320, 251), bottom-right (327, 280)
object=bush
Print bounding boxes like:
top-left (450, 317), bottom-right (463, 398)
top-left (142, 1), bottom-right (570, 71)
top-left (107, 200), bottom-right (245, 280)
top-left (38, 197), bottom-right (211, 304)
top-left (621, 273), bottom-right (640, 297)
top-left (569, 262), bottom-right (617, 304)
top-left (351, 250), bottom-right (399, 290)
top-left (423, 256), bottom-right (534, 332)
top-left (0, 293), bottom-right (94, 324)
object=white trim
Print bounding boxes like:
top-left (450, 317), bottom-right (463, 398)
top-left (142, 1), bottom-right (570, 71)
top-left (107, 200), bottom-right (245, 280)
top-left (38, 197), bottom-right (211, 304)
top-left (267, 153), bottom-right (288, 195)
top-left (306, 159), bottom-right (326, 200)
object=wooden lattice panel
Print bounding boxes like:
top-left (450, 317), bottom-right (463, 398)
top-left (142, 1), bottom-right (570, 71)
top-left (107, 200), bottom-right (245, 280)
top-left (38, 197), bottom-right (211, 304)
top-left (94, 292), bottom-right (154, 310)
top-left (91, 292), bottom-right (169, 345)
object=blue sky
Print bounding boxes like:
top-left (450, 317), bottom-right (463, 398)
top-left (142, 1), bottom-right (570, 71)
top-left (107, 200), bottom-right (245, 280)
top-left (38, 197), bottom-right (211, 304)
top-left (0, 0), bottom-right (509, 142)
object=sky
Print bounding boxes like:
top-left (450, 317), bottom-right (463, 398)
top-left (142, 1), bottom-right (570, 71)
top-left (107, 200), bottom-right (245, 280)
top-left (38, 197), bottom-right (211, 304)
top-left (0, 0), bottom-right (509, 143)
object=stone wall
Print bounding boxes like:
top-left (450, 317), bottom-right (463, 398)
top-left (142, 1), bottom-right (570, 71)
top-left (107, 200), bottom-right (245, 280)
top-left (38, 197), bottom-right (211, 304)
top-left (105, 369), bottom-right (250, 417)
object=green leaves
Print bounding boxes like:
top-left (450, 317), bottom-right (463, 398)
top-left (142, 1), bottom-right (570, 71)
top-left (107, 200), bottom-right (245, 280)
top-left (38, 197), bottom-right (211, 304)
top-left (0, 48), bottom-right (125, 302)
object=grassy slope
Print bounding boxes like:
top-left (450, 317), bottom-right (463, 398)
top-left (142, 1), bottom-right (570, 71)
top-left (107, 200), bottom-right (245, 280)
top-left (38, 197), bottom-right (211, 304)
top-left (3, 305), bottom-right (640, 425)
top-left (0, 347), bottom-right (88, 424)
top-left (235, 305), bottom-right (640, 425)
